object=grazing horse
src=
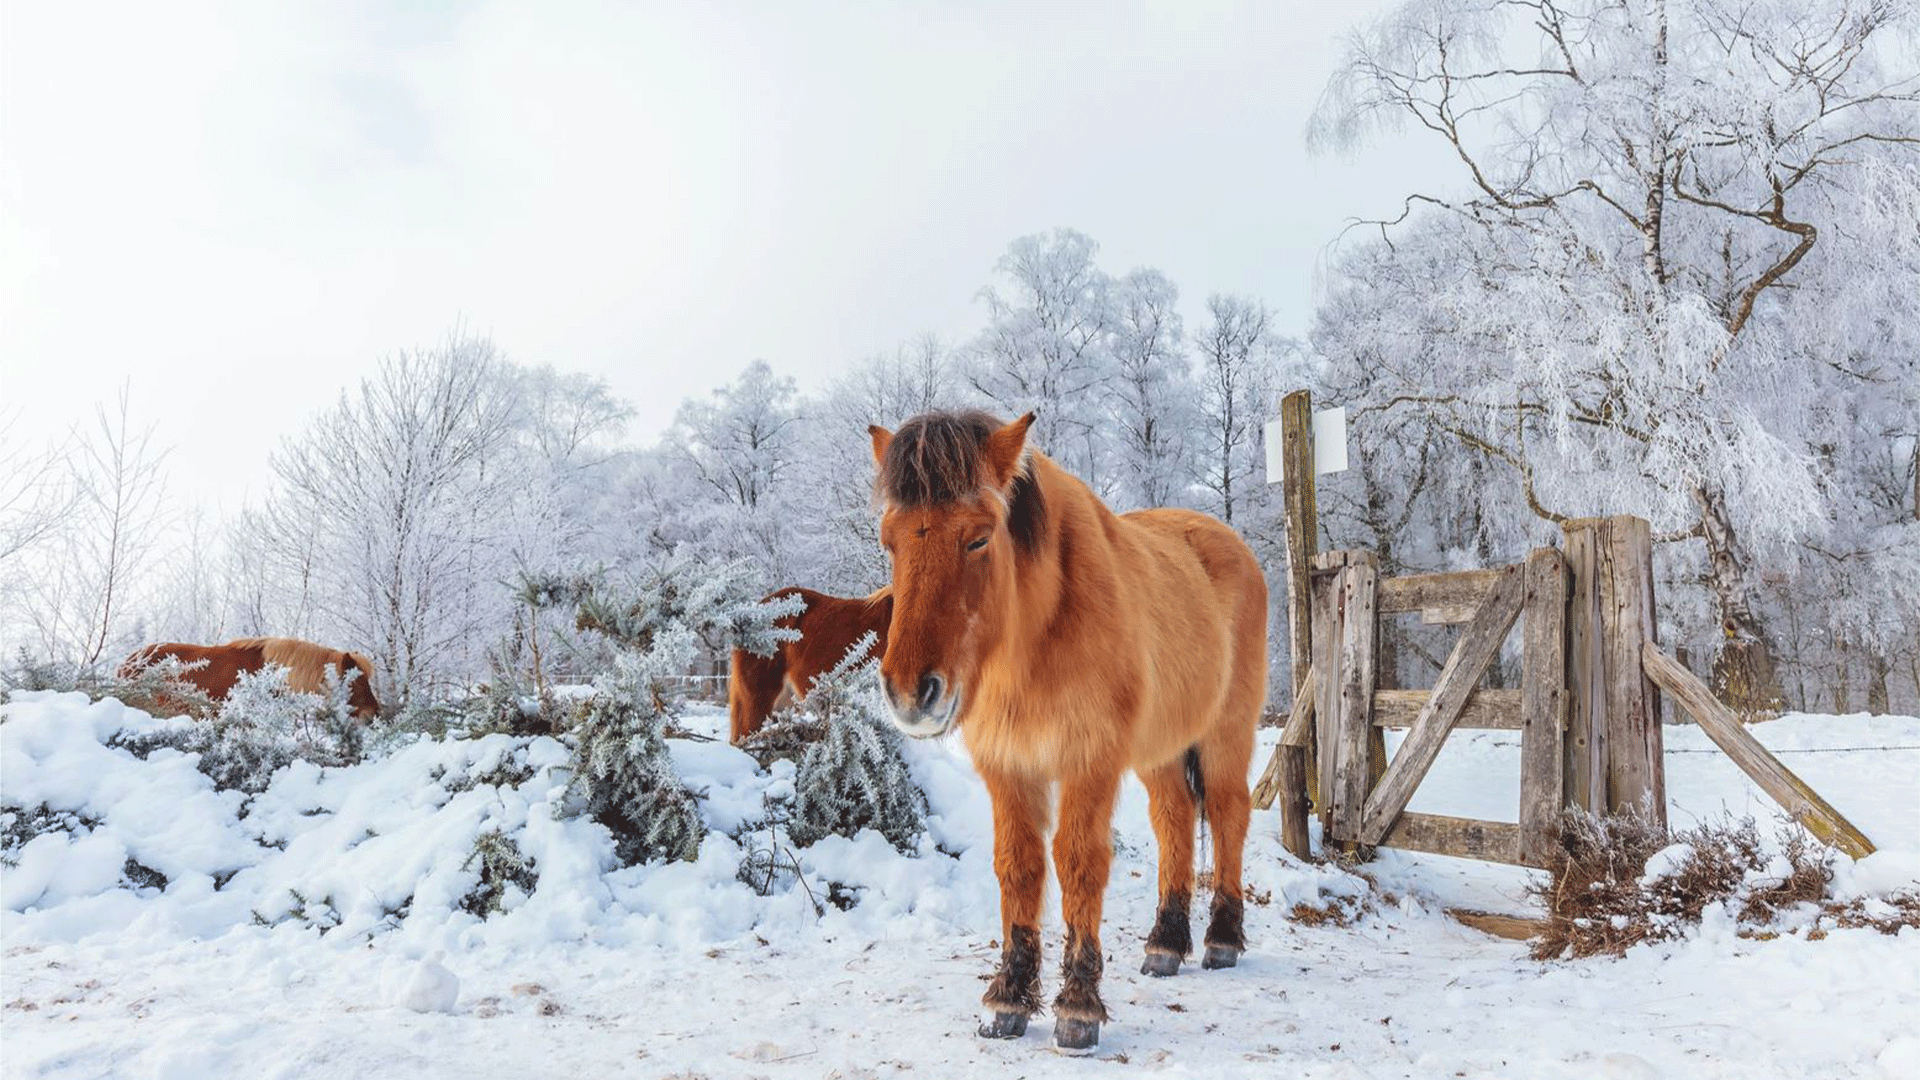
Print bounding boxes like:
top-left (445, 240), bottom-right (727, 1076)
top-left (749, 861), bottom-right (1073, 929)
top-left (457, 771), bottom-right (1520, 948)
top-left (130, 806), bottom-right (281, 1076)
top-left (868, 410), bottom-right (1267, 1051)
top-left (121, 637), bottom-right (382, 720)
top-left (728, 587), bottom-right (893, 743)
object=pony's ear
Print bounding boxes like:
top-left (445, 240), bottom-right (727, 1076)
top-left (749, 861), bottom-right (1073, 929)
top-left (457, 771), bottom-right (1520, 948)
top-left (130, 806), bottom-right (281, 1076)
top-left (985, 412), bottom-right (1035, 488)
top-left (868, 424), bottom-right (893, 465)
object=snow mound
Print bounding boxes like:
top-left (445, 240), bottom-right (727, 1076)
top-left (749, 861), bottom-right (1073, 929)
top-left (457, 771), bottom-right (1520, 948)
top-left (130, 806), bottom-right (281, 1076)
top-left (0, 691), bottom-right (1005, 953)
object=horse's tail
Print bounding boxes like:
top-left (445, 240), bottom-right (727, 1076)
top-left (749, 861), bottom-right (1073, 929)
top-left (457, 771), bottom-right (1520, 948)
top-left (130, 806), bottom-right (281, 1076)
top-left (1184, 745), bottom-right (1206, 825)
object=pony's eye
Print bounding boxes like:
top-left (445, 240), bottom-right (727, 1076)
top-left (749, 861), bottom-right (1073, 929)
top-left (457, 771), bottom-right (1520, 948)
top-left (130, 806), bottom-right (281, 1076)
top-left (966, 536), bottom-right (990, 552)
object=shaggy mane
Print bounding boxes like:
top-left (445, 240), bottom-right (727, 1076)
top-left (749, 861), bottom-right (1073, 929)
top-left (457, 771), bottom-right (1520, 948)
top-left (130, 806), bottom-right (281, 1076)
top-left (227, 636), bottom-right (367, 693)
top-left (877, 410), bottom-right (1046, 553)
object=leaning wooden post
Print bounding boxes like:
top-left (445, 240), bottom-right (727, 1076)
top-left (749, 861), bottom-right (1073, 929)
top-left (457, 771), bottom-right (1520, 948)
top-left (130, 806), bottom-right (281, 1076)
top-left (1561, 515), bottom-right (1665, 827)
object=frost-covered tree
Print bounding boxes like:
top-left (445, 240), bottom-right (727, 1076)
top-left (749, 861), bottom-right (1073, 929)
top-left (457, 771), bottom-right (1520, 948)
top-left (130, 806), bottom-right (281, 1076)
top-left (20, 388), bottom-right (171, 666)
top-left (256, 333), bottom-right (525, 704)
top-left (785, 635), bottom-right (927, 854)
top-left (1107, 269), bottom-right (1196, 510)
top-left (662, 360), bottom-right (805, 584)
top-left (1193, 294), bottom-right (1287, 526)
top-left (1310, 0), bottom-right (1920, 708)
top-left (968, 229), bottom-right (1119, 496)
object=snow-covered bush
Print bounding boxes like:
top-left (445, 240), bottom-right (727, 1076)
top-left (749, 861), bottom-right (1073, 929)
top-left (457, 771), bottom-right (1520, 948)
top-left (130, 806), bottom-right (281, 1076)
top-left (110, 665), bottom-right (363, 794)
top-left (461, 828), bottom-right (537, 916)
top-left (785, 636), bottom-right (926, 854)
top-left (557, 556), bottom-right (803, 865)
top-left (565, 645), bottom-right (706, 865)
top-left (3, 647), bottom-right (215, 718)
top-left (567, 556), bottom-right (802, 659)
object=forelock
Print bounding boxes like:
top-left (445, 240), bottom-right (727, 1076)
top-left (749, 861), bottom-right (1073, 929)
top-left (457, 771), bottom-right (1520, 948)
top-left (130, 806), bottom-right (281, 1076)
top-left (876, 410), bottom-right (1001, 507)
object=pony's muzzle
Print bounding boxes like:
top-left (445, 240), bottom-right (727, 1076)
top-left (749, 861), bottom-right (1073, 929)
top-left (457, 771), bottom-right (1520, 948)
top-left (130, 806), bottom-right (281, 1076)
top-left (886, 671), bottom-right (958, 738)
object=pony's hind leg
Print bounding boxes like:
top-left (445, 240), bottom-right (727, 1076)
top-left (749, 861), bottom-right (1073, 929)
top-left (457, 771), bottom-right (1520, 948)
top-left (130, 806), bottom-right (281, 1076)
top-left (1198, 720), bottom-right (1255, 968)
top-left (1050, 770), bottom-right (1121, 1051)
top-left (979, 770), bottom-right (1049, 1038)
top-left (1136, 755), bottom-right (1198, 976)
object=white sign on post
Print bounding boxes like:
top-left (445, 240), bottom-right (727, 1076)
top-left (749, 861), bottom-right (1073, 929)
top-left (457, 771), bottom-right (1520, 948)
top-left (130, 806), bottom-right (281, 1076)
top-left (1265, 405), bottom-right (1350, 484)
top-left (1263, 417), bottom-right (1286, 484)
top-left (1313, 406), bottom-right (1348, 476)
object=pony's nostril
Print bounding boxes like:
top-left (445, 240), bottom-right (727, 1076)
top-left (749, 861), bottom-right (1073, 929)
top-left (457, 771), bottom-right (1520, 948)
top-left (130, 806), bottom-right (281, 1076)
top-left (917, 673), bottom-right (944, 712)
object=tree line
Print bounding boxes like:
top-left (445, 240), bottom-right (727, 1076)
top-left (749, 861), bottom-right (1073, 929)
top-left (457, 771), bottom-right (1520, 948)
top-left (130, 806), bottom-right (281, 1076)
top-left (4, 0), bottom-right (1914, 715)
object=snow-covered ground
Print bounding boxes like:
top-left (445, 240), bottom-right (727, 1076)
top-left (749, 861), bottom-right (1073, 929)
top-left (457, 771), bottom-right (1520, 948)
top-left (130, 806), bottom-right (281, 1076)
top-left (3, 691), bottom-right (1917, 1079)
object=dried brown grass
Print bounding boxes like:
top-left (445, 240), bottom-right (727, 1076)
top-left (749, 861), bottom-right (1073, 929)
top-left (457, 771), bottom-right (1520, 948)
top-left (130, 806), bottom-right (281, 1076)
top-left (1527, 810), bottom-right (1915, 960)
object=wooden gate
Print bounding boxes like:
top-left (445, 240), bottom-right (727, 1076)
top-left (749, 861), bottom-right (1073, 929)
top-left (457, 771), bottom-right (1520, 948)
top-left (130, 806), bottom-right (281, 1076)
top-left (1300, 546), bottom-right (1569, 867)
top-left (1254, 512), bottom-right (1876, 868)
top-left (1256, 514), bottom-right (1674, 868)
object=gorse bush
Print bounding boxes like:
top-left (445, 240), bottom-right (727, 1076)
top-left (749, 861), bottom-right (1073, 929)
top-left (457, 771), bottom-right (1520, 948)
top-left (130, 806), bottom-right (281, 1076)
top-left (557, 556), bottom-right (802, 866)
top-left (566, 643), bottom-right (707, 866)
top-left (786, 636), bottom-right (926, 854)
top-left (111, 665), bottom-right (365, 794)
top-left (462, 828), bottom-right (538, 917)
top-left (3, 648), bottom-right (215, 718)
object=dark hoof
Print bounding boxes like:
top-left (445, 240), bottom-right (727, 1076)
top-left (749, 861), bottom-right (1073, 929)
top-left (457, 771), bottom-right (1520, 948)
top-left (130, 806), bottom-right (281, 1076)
top-left (1140, 951), bottom-right (1181, 977)
top-left (1053, 1017), bottom-right (1100, 1052)
top-left (1202, 945), bottom-right (1241, 969)
top-left (978, 1011), bottom-right (1029, 1039)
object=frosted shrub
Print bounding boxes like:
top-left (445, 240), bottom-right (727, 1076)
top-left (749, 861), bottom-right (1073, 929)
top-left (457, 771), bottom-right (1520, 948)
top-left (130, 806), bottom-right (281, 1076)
top-left (462, 828), bottom-right (537, 917)
top-left (112, 665), bottom-right (364, 794)
top-left (566, 642), bottom-right (705, 865)
top-left (569, 556), bottom-right (802, 658)
top-left (786, 636), bottom-right (927, 854)
top-left (559, 555), bottom-right (803, 865)
top-left (3, 648), bottom-right (215, 718)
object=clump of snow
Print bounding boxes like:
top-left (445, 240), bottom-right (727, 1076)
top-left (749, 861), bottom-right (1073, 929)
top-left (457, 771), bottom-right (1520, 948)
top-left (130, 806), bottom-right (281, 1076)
top-left (383, 953), bottom-right (461, 1013)
top-left (1639, 842), bottom-right (1694, 885)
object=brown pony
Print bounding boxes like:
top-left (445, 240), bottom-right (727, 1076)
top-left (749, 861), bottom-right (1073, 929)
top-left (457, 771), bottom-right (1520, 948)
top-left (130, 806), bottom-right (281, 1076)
top-left (728, 587), bottom-right (893, 743)
top-left (868, 410), bottom-right (1267, 1051)
top-left (121, 637), bottom-right (381, 720)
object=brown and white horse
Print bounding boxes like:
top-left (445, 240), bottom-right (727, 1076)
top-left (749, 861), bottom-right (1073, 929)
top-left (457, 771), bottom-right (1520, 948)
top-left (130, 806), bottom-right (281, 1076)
top-left (727, 587), bottom-right (893, 743)
top-left (868, 410), bottom-right (1267, 1051)
top-left (121, 637), bottom-right (382, 720)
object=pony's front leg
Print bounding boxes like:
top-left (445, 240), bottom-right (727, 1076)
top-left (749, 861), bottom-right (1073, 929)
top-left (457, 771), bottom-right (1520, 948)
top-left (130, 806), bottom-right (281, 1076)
top-left (978, 769), bottom-right (1049, 1039)
top-left (1050, 769), bottom-right (1122, 1051)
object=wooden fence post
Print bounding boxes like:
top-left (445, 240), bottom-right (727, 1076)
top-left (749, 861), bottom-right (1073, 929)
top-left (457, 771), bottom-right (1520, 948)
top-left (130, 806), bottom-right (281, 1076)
top-left (1331, 554), bottom-right (1379, 845)
top-left (1311, 551), bottom-right (1348, 834)
top-left (1279, 391), bottom-right (1320, 858)
top-left (1561, 515), bottom-right (1665, 827)
top-left (1519, 547), bottom-right (1569, 866)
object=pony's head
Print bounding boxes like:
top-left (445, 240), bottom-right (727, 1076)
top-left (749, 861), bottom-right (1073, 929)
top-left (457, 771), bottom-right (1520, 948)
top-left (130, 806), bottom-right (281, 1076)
top-left (340, 651), bottom-right (381, 721)
top-left (868, 409), bottom-right (1041, 738)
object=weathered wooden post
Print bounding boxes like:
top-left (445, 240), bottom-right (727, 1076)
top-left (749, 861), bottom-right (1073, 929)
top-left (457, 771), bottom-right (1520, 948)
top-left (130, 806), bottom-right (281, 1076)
top-left (1329, 553), bottom-right (1379, 846)
top-left (1518, 546), bottom-right (1569, 865)
top-left (1561, 515), bottom-right (1665, 826)
top-left (1260, 390), bottom-right (1320, 859)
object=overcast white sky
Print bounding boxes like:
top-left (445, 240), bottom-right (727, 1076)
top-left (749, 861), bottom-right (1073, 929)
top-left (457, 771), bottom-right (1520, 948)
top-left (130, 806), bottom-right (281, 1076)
top-left (1, 0), bottom-right (1444, 511)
